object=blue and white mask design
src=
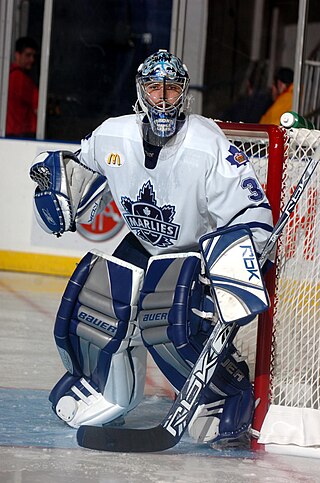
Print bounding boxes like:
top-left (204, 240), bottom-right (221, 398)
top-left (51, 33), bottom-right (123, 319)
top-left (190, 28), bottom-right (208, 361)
top-left (135, 50), bottom-right (190, 144)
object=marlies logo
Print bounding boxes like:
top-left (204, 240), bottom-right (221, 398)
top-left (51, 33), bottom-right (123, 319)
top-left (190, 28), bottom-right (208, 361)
top-left (121, 180), bottom-right (180, 248)
top-left (106, 152), bottom-right (122, 166)
top-left (226, 145), bottom-right (249, 168)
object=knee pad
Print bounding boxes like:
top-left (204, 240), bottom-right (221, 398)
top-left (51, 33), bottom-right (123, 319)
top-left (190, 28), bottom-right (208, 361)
top-left (49, 249), bottom-right (147, 428)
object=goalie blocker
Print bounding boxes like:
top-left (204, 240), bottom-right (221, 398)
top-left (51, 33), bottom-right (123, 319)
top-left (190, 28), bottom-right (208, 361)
top-left (200, 224), bottom-right (270, 326)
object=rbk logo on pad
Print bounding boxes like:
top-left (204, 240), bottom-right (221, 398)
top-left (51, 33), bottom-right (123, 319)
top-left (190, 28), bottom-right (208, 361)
top-left (226, 145), bottom-right (249, 168)
top-left (240, 244), bottom-right (260, 282)
top-left (121, 180), bottom-right (180, 247)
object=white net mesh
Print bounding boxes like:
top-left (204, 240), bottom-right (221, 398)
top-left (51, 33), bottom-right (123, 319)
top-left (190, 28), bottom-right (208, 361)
top-left (224, 127), bottom-right (320, 410)
top-left (271, 128), bottom-right (320, 410)
top-left (223, 124), bottom-right (320, 450)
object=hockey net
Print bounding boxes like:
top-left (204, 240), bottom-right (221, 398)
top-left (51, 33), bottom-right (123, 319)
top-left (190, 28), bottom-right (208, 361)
top-left (219, 122), bottom-right (320, 456)
top-left (144, 121), bottom-right (320, 454)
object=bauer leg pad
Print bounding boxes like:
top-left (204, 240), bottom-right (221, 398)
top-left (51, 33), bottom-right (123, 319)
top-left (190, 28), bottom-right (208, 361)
top-left (49, 249), bottom-right (146, 428)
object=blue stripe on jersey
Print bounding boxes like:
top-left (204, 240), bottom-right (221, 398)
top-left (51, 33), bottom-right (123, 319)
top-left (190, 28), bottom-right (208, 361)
top-left (259, 202), bottom-right (273, 210)
top-left (227, 203), bottom-right (272, 227)
top-left (245, 221), bottom-right (274, 233)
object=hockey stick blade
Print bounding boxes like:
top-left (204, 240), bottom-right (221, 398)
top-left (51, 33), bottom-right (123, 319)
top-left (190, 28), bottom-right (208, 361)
top-left (77, 424), bottom-right (178, 453)
top-left (77, 321), bottom-right (238, 452)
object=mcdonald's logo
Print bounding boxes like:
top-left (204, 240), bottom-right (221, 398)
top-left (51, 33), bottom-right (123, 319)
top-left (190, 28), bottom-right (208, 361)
top-left (106, 153), bottom-right (122, 167)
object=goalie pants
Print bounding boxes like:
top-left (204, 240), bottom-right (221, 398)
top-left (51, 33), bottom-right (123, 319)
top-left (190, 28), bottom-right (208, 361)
top-left (49, 233), bottom-right (254, 437)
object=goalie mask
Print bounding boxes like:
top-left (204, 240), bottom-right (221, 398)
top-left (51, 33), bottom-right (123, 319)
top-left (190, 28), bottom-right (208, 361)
top-left (135, 49), bottom-right (190, 145)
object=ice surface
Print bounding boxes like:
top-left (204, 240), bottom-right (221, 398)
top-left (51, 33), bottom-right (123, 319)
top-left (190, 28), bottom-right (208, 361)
top-left (0, 270), bottom-right (320, 483)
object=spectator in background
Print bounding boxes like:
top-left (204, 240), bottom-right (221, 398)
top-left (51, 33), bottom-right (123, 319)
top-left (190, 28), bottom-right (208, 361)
top-left (6, 37), bottom-right (39, 138)
top-left (259, 67), bottom-right (294, 125)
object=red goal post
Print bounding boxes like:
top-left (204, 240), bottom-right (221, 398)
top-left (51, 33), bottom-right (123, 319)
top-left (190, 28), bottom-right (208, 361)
top-left (218, 121), bottom-right (287, 450)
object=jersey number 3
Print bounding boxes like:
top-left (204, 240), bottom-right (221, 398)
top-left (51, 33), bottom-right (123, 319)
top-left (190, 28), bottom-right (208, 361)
top-left (241, 177), bottom-right (264, 202)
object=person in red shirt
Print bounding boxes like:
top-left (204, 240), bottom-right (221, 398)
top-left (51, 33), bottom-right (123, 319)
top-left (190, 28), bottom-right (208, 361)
top-left (6, 37), bottom-right (39, 138)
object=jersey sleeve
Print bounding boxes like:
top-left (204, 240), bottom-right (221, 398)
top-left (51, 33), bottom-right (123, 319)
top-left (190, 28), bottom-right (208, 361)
top-left (77, 127), bottom-right (113, 209)
top-left (78, 131), bottom-right (102, 173)
top-left (206, 136), bottom-right (274, 260)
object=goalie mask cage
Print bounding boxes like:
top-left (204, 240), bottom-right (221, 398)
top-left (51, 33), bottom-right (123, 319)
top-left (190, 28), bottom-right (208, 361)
top-left (218, 122), bottom-right (320, 457)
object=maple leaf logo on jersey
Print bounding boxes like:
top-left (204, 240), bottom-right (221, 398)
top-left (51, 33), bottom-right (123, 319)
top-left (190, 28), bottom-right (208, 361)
top-left (226, 145), bottom-right (249, 168)
top-left (121, 180), bottom-right (180, 247)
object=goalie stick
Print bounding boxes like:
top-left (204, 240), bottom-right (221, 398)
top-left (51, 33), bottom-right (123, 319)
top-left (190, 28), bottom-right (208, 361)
top-left (77, 144), bottom-right (320, 453)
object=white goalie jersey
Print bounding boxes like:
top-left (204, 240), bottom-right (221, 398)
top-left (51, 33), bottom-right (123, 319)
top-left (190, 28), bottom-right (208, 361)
top-left (78, 114), bottom-right (273, 258)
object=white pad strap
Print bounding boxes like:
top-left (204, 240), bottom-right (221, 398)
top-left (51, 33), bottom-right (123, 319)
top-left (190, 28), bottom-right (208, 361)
top-left (56, 377), bottom-right (125, 427)
top-left (188, 401), bottom-right (224, 443)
